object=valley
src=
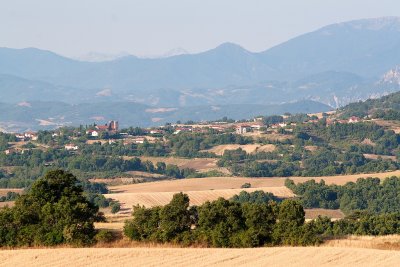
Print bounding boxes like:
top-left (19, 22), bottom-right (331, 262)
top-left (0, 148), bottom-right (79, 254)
top-left (2, 11), bottom-right (400, 266)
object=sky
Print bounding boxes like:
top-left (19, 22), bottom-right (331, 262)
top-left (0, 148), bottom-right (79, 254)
top-left (1, 0), bottom-right (400, 58)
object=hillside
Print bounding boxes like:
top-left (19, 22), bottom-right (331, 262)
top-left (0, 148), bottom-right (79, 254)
top-left (339, 90), bottom-right (400, 118)
top-left (0, 100), bottom-right (331, 131)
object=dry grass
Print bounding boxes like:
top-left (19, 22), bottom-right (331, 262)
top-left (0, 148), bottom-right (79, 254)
top-left (324, 235), bottom-right (400, 250)
top-left (204, 144), bottom-right (275, 156)
top-left (1, 246), bottom-right (399, 267)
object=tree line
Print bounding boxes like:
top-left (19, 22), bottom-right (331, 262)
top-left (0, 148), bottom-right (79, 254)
top-left (124, 192), bottom-right (400, 248)
top-left (285, 176), bottom-right (400, 214)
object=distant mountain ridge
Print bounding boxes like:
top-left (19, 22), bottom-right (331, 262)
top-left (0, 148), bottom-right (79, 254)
top-left (1, 17), bottom-right (400, 127)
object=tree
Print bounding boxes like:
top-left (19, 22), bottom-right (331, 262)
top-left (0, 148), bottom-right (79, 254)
top-left (110, 202), bottom-right (121, 214)
top-left (0, 170), bottom-right (104, 247)
top-left (124, 205), bottom-right (161, 241)
top-left (158, 193), bottom-right (191, 242)
top-left (272, 199), bottom-right (305, 245)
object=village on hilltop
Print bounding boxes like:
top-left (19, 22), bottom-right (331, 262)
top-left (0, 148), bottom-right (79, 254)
top-left (1, 111), bottom-right (367, 156)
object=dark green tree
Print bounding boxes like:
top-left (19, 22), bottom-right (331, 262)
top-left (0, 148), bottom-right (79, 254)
top-left (0, 170), bottom-right (104, 247)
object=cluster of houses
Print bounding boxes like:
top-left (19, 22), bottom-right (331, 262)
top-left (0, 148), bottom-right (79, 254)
top-left (86, 120), bottom-right (119, 137)
top-left (326, 116), bottom-right (361, 125)
top-left (15, 132), bottom-right (38, 141)
top-left (3, 114), bottom-right (364, 156)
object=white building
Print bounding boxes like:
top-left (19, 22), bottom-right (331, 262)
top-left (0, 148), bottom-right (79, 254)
top-left (65, 144), bottom-right (79, 151)
top-left (236, 125), bottom-right (251, 134)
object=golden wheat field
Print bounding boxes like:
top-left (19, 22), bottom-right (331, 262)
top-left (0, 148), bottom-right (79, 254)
top-left (108, 170), bottom-right (400, 194)
top-left (105, 171), bottom-right (400, 215)
top-left (203, 144), bottom-right (276, 156)
top-left (105, 186), bottom-right (294, 210)
top-left (0, 247), bottom-right (399, 267)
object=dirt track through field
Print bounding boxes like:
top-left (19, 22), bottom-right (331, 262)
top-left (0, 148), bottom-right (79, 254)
top-left (0, 247), bottom-right (399, 267)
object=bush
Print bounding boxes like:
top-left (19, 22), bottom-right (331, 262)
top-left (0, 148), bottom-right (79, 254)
top-left (110, 202), bottom-right (121, 214)
top-left (95, 230), bottom-right (115, 243)
top-left (241, 183), bottom-right (251, 188)
top-left (230, 190), bottom-right (281, 204)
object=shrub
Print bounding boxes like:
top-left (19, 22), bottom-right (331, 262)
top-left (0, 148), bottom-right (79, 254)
top-left (95, 230), bottom-right (115, 243)
top-left (241, 183), bottom-right (251, 188)
top-left (110, 202), bottom-right (121, 214)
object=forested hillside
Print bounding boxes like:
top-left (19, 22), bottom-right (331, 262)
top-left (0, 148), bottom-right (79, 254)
top-left (339, 91), bottom-right (400, 119)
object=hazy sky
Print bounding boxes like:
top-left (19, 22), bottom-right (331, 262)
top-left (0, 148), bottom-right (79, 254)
top-left (1, 0), bottom-right (400, 58)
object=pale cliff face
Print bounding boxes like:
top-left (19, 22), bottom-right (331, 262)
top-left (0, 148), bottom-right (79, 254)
top-left (381, 66), bottom-right (400, 85)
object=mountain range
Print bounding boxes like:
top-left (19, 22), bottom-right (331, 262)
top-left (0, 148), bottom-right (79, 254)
top-left (1, 17), bottom-right (400, 130)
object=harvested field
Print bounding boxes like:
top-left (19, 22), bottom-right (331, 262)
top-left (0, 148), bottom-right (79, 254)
top-left (323, 235), bottom-right (400, 250)
top-left (304, 209), bottom-right (345, 220)
top-left (0, 188), bottom-right (23, 196)
top-left (105, 186), bottom-right (294, 210)
top-left (94, 222), bottom-right (125, 231)
top-left (305, 145), bottom-right (319, 152)
top-left (0, 201), bottom-right (14, 208)
top-left (373, 119), bottom-right (400, 134)
top-left (138, 156), bottom-right (224, 173)
top-left (204, 144), bottom-right (276, 156)
top-left (1, 247), bottom-right (399, 267)
top-left (363, 154), bottom-right (397, 161)
top-left (126, 171), bottom-right (166, 178)
top-left (308, 110), bottom-right (336, 119)
top-left (86, 140), bottom-right (109, 145)
top-left (286, 170), bottom-right (400, 185)
top-left (138, 156), bottom-right (193, 166)
top-left (108, 170), bottom-right (400, 194)
top-left (90, 177), bottom-right (140, 185)
top-left (241, 132), bottom-right (294, 141)
top-left (108, 177), bottom-right (283, 193)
